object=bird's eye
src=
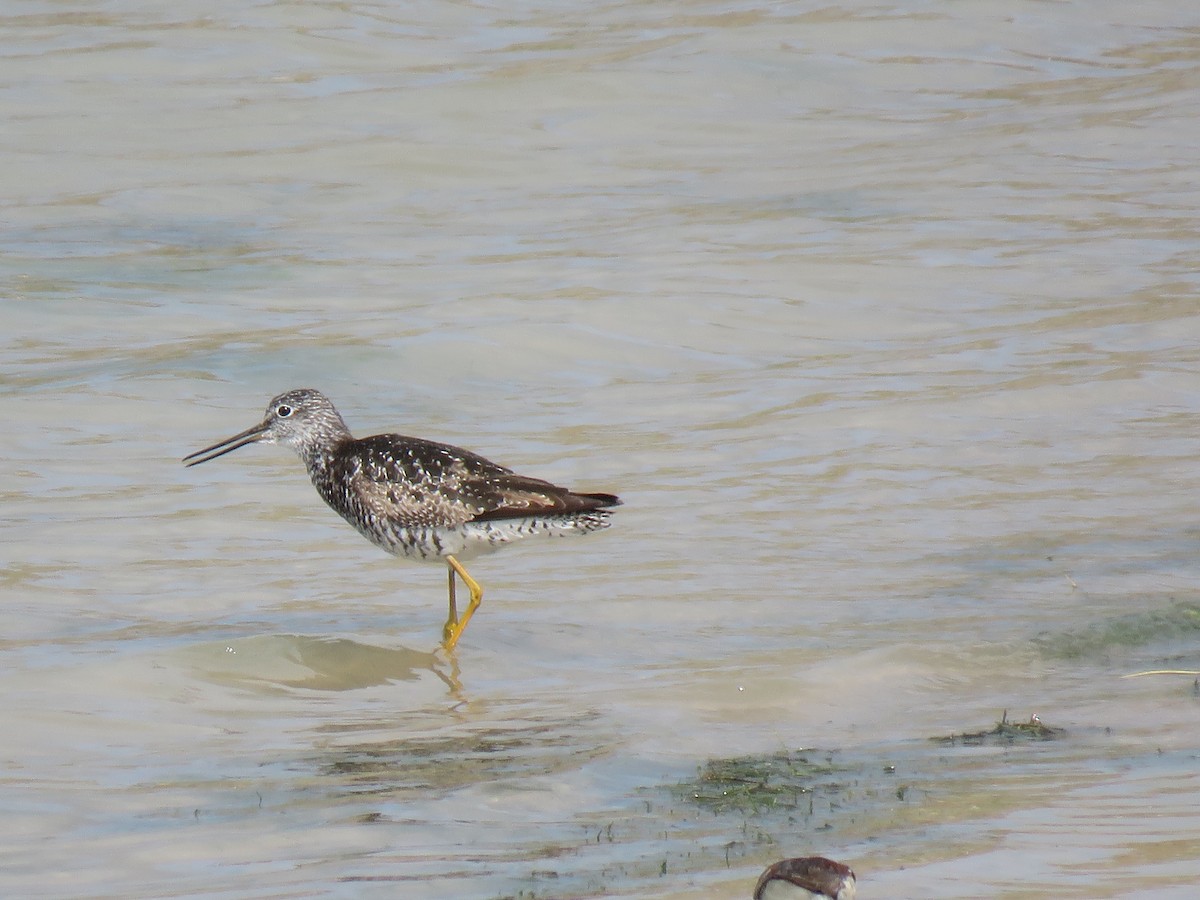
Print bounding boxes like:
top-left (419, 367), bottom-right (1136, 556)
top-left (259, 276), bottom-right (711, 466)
top-left (276, 404), bottom-right (294, 418)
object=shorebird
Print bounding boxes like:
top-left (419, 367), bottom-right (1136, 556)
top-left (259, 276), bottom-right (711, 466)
top-left (754, 856), bottom-right (857, 900)
top-left (183, 388), bottom-right (620, 650)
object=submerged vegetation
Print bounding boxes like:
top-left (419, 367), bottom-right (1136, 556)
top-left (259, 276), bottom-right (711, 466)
top-left (931, 710), bottom-right (1066, 746)
top-left (1033, 601), bottom-right (1200, 660)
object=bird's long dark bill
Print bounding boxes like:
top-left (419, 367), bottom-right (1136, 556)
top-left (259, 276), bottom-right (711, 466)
top-left (182, 421), bottom-right (269, 467)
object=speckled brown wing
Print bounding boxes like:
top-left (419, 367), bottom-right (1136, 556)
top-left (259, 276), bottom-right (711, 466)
top-left (332, 434), bottom-right (619, 529)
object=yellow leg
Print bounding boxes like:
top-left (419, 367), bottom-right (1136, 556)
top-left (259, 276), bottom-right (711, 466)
top-left (441, 555), bottom-right (483, 652)
top-left (447, 565), bottom-right (459, 628)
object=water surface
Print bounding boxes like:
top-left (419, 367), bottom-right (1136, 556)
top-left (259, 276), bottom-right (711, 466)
top-left (4, 1), bottom-right (1200, 897)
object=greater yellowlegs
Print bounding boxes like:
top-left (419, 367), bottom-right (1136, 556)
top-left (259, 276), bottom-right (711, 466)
top-left (183, 388), bottom-right (620, 650)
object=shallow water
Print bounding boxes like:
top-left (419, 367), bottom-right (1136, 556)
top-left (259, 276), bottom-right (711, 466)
top-left (4, 1), bottom-right (1200, 897)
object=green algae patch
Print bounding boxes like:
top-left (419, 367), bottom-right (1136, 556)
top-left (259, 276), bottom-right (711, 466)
top-left (672, 749), bottom-right (849, 816)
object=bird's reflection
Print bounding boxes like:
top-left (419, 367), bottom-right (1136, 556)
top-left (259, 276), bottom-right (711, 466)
top-left (186, 633), bottom-right (463, 696)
